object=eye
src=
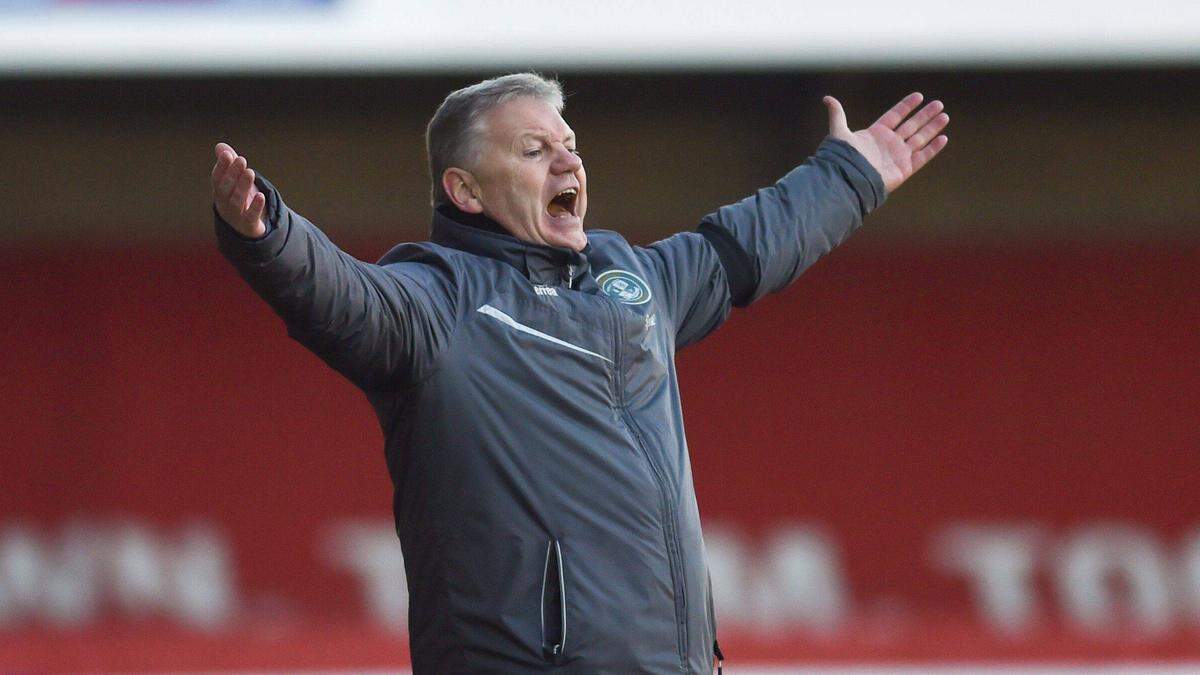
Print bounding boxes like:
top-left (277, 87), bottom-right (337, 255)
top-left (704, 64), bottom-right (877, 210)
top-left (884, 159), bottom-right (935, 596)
top-left (524, 148), bottom-right (543, 158)
top-left (569, 148), bottom-right (581, 157)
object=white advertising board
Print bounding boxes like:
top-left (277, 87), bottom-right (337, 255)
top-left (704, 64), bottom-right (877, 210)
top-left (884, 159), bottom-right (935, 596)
top-left (0, 0), bottom-right (1198, 74)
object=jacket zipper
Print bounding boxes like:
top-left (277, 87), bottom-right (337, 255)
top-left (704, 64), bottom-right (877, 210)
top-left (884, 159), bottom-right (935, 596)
top-left (604, 296), bottom-right (689, 671)
top-left (541, 539), bottom-right (567, 662)
top-left (707, 572), bottom-right (722, 674)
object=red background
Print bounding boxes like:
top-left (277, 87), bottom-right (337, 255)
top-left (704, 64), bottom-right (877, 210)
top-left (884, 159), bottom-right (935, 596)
top-left (2, 238), bottom-right (1198, 670)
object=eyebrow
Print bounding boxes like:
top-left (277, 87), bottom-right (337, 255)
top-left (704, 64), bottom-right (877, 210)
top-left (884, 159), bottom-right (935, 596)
top-left (516, 131), bottom-right (576, 145)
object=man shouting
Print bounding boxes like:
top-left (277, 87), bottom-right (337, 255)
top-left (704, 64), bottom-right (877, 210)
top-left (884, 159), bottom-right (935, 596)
top-left (212, 73), bottom-right (948, 674)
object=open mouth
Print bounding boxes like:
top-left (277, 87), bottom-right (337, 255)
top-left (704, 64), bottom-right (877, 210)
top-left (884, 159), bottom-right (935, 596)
top-left (547, 187), bottom-right (578, 218)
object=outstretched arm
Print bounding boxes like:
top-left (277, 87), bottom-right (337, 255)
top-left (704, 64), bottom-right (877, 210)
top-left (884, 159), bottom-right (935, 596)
top-left (695, 94), bottom-right (951, 308)
top-left (211, 143), bottom-right (457, 390)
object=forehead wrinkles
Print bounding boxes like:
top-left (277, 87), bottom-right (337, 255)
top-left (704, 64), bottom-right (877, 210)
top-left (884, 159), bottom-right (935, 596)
top-left (484, 101), bottom-right (572, 145)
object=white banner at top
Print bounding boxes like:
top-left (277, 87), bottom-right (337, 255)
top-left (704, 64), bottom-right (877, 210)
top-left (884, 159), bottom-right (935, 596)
top-left (1, 0), bottom-right (1198, 74)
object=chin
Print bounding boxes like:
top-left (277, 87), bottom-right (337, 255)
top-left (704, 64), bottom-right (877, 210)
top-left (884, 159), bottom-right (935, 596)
top-left (542, 215), bottom-right (587, 251)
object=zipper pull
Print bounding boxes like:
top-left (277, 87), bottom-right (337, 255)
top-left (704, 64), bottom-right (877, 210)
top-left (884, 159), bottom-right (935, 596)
top-left (713, 639), bottom-right (724, 674)
top-left (565, 264), bottom-right (575, 287)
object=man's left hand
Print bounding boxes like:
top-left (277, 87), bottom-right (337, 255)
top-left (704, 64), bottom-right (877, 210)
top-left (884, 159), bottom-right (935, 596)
top-left (823, 92), bottom-right (949, 193)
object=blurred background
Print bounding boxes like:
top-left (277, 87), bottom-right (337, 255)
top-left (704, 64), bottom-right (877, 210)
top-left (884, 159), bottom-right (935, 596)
top-left (1, 0), bottom-right (1198, 672)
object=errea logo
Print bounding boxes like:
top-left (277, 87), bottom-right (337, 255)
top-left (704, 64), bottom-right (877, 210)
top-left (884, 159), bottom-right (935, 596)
top-left (534, 285), bottom-right (558, 297)
top-left (596, 269), bottom-right (652, 305)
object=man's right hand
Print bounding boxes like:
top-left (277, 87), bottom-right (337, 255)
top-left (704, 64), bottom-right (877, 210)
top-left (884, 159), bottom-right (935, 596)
top-left (211, 142), bottom-right (268, 239)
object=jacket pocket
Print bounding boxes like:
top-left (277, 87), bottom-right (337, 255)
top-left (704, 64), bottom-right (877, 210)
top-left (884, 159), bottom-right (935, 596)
top-left (541, 539), bottom-right (567, 662)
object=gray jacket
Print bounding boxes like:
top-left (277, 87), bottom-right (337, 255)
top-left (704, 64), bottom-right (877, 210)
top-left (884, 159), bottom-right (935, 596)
top-left (216, 137), bottom-right (885, 673)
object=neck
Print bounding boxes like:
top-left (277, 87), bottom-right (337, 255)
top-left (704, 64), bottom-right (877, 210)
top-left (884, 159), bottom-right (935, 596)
top-left (437, 204), bottom-right (511, 238)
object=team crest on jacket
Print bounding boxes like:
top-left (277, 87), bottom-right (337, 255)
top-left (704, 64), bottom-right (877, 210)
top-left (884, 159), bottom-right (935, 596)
top-left (596, 269), bottom-right (652, 305)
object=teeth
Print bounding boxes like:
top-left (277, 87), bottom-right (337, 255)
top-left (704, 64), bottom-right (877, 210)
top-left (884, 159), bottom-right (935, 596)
top-left (549, 188), bottom-right (578, 217)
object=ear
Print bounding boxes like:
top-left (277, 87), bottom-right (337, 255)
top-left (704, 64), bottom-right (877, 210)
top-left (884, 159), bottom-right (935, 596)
top-left (442, 168), bottom-right (484, 214)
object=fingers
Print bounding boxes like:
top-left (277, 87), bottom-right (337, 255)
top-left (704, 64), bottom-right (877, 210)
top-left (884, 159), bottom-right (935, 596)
top-left (246, 191), bottom-right (267, 226)
top-left (895, 100), bottom-right (943, 141)
top-left (214, 155), bottom-right (247, 205)
top-left (823, 95), bottom-right (849, 137)
top-left (907, 110), bottom-right (950, 150)
top-left (874, 92), bottom-right (923, 130)
top-left (230, 167), bottom-right (256, 214)
top-left (911, 135), bottom-right (949, 174)
top-left (211, 143), bottom-right (235, 185)
top-left (210, 142), bottom-right (266, 235)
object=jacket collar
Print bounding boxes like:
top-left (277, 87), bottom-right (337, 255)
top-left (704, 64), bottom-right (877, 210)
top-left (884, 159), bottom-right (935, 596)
top-left (430, 206), bottom-right (593, 290)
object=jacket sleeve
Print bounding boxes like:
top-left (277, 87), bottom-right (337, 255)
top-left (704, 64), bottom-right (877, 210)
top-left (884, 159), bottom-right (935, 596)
top-left (696, 136), bottom-right (887, 307)
top-left (640, 232), bottom-right (732, 350)
top-left (214, 175), bottom-right (457, 391)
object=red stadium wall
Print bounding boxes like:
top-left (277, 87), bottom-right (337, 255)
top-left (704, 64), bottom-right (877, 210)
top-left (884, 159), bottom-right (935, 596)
top-left (1, 239), bottom-right (1198, 670)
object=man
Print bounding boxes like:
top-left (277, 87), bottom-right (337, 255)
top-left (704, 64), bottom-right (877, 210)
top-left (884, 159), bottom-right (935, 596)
top-left (212, 73), bottom-right (948, 673)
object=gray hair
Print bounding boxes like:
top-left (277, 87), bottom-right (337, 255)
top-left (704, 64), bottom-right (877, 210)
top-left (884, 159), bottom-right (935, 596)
top-left (425, 73), bottom-right (565, 207)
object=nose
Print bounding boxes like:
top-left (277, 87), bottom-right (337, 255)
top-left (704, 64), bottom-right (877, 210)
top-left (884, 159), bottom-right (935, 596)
top-left (552, 144), bottom-right (582, 173)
